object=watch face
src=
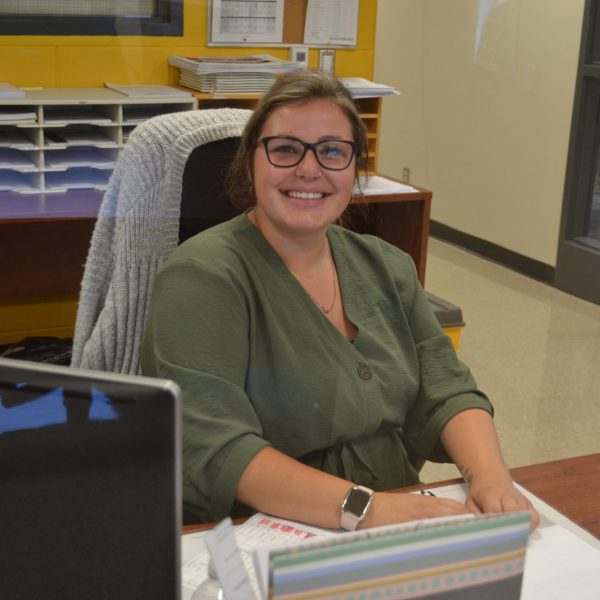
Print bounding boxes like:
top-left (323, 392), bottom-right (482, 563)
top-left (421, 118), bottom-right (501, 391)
top-left (344, 488), bottom-right (371, 516)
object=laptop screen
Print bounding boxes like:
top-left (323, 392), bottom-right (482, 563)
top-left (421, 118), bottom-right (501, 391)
top-left (0, 357), bottom-right (181, 600)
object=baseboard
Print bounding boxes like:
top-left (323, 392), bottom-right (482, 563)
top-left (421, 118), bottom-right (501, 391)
top-left (430, 221), bottom-right (555, 284)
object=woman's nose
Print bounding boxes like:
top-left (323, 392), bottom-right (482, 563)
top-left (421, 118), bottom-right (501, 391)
top-left (295, 148), bottom-right (322, 178)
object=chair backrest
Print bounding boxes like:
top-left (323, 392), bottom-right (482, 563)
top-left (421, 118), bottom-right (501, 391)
top-left (71, 108), bottom-right (252, 375)
top-left (178, 136), bottom-right (244, 244)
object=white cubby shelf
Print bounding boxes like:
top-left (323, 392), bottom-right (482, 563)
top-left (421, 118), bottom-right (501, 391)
top-left (0, 88), bottom-right (197, 195)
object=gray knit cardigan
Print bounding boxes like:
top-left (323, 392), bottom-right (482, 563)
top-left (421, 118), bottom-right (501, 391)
top-left (71, 108), bottom-right (252, 374)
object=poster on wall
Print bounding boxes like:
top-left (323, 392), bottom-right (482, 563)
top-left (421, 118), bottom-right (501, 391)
top-left (209, 0), bottom-right (285, 44)
top-left (303, 0), bottom-right (359, 46)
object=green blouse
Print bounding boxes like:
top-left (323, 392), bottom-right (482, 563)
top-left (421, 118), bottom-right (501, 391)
top-left (141, 213), bottom-right (492, 522)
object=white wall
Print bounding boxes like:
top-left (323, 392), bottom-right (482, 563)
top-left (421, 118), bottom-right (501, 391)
top-left (374, 0), bottom-right (584, 267)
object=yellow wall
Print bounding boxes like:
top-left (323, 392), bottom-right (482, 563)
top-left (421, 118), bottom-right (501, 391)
top-left (0, 0), bottom-right (377, 86)
top-left (0, 0), bottom-right (378, 346)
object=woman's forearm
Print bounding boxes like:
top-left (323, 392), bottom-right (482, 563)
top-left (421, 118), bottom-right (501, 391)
top-left (236, 446), bottom-right (469, 530)
top-left (236, 446), bottom-right (354, 529)
top-left (440, 408), bottom-right (510, 484)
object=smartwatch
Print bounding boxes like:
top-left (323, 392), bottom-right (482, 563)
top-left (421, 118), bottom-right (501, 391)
top-left (340, 485), bottom-right (374, 531)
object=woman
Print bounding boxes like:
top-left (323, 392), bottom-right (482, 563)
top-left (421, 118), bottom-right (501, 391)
top-left (141, 70), bottom-right (538, 530)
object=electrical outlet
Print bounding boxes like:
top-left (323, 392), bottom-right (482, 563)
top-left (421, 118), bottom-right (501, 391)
top-left (402, 167), bottom-right (411, 182)
top-left (319, 49), bottom-right (336, 75)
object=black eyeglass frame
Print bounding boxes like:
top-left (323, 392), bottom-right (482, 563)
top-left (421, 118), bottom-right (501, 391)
top-left (259, 136), bottom-right (358, 171)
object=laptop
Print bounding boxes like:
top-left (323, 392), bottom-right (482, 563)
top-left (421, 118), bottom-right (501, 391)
top-left (0, 357), bottom-right (182, 600)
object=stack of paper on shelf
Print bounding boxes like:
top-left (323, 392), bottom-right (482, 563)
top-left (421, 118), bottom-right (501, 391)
top-left (178, 71), bottom-right (277, 94)
top-left (338, 77), bottom-right (400, 98)
top-left (0, 108), bottom-right (37, 124)
top-left (45, 168), bottom-right (110, 192)
top-left (43, 107), bottom-right (112, 125)
top-left (354, 175), bottom-right (418, 195)
top-left (0, 171), bottom-right (35, 192)
top-left (44, 147), bottom-right (116, 170)
top-left (44, 129), bottom-right (117, 148)
top-left (0, 131), bottom-right (37, 149)
top-left (0, 148), bottom-right (37, 171)
top-left (0, 83), bottom-right (25, 99)
top-left (169, 54), bottom-right (298, 94)
top-left (104, 83), bottom-right (193, 98)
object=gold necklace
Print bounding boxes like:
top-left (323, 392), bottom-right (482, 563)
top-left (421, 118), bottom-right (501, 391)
top-left (292, 250), bottom-right (337, 314)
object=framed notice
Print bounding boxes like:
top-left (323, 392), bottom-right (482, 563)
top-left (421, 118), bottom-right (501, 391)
top-left (209, 0), bottom-right (285, 44)
top-left (207, 0), bottom-right (359, 48)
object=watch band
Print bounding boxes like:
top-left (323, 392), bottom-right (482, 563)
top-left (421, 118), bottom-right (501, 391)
top-left (340, 485), bottom-right (374, 531)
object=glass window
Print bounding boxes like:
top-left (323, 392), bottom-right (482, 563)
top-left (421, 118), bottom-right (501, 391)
top-left (555, 0), bottom-right (600, 303)
top-left (581, 151), bottom-right (600, 250)
top-left (0, 0), bottom-right (182, 36)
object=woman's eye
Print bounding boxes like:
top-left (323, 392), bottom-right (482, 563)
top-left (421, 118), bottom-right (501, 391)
top-left (320, 144), bottom-right (345, 158)
top-left (272, 143), bottom-right (301, 155)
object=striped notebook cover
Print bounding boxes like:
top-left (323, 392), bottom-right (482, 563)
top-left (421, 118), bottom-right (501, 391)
top-left (266, 512), bottom-right (531, 600)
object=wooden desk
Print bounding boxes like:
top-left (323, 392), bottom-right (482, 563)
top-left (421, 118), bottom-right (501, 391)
top-left (0, 181), bottom-right (431, 302)
top-left (510, 453), bottom-right (600, 539)
top-left (0, 190), bottom-right (101, 302)
top-left (183, 453), bottom-right (600, 539)
top-left (349, 182), bottom-right (431, 286)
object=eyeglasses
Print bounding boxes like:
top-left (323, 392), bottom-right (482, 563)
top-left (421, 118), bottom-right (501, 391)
top-left (260, 136), bottom-right (357, 171)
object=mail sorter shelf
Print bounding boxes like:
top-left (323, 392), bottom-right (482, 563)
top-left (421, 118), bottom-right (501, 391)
top-left (0, 88), bottom-right (197, 194)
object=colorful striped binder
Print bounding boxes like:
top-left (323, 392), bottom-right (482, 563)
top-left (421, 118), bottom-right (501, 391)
top-left (267, 512), bottom-right (531, 599)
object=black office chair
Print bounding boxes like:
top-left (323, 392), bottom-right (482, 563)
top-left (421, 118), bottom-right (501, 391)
top-left (178, 136), bottom-right (244, 244)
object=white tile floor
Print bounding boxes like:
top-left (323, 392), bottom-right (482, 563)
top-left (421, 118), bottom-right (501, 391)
top-left (420, 238), bottom-right (600, 483)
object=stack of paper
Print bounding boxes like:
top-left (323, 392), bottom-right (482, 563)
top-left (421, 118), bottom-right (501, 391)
top-left (338, 77), bottom-right (399, 98)
top-left (179, 71), bottom-right (277, 94)
top-left (104, 83), bottom-right (192, 98)
top-left (44, 147), bottom-right (116, 170)
top-left (0, 171), bottom-right (36, 193)
top-left (354, 175), bottom-right (418, 195)
top-left (0, 148), bottom-right (37, 171)
top-left (169, 54), bottom-right (298, 94)
top-left (0, 83), bottom-right (25, 99)
top-left (122, 106), bottom-right (170, 124)
top-left (0, 131), bottom-right (37, 149)
top-left (44, 129), bottom-right (117, 148)
top-left (45, 167), bottom-right (110, 192)
top-left (43, 107), bottom-right (112, 125)
top-left (0, 108), bottom-right (37, 124)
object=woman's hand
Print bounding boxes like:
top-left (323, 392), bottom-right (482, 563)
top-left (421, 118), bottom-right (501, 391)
top-left (466, 473), bottom-right (540, 531)
top-left (360, 491), bottom-right (469, 529)
top-left (440, 409), bottom-right (540, 531)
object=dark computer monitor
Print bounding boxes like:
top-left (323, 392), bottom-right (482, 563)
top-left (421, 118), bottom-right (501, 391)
top-left (0, 357), bottom-right (182, 600)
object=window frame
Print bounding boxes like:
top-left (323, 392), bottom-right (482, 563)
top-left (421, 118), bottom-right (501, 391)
top-left (555, 0), bottom-right (600, 304)
top-left (0, 0), bottom-right (183, 36)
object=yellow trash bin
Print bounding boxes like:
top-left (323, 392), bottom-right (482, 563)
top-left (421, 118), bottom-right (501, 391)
top-left (426, 292), bottom-right (465, 352)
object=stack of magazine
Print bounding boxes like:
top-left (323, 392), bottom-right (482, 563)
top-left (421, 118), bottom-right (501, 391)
top-left (168, 54), bottom-right (298, 94)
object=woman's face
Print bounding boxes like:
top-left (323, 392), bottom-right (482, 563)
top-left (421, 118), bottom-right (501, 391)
top-left (251, 99), bottom-right (356, 239)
